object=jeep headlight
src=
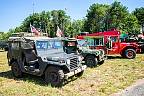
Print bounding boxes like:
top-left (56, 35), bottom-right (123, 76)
top-left (67, 59), bottom-right (70, 64)
top-left (78, 56), bottom-right (83, 61)
top-left (59, 60), bottom-right (65, 63)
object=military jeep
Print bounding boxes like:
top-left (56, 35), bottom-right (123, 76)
top-left (7, 33), bottom-right (86, 87)
top-left (63, 38), bottom-right (106, 67)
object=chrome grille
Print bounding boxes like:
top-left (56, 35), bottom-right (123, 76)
top-left (69, 57), bottom-right (78, 70)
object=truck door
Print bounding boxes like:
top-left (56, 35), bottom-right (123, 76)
top-left (107, 36), bottom-right (119, 54)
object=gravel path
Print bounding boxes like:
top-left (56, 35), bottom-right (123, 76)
top-left (111, 79), bottom-right (144, 96)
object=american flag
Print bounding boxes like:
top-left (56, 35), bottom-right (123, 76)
top-left (30, 24), bottom-right (40, 36)
top-left (56, 26), bottom-right (63, 37)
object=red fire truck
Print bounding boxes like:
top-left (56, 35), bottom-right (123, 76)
top-left (77, 29), bottom-right (140, 59)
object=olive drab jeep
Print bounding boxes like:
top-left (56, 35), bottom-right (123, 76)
top-left (7, 33), bottom-right (86, 87)
top-left (63, 38), bottom-right (106, 67)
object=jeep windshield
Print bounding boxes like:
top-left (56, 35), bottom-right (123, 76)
top-left (35, 40), bottom-right (64, 56)
top-left (36, 40), bottom-right (63, 49)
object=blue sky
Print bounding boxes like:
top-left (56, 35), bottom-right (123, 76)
top-left (0, 0), bottom-right (144, 32)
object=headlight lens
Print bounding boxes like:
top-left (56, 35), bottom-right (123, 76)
top-left (78, 56), bottom-right (83, 61)
top-left (67, 59), bottom-right (70, 64)
top-left (59, 60), bottom-right (65, 63)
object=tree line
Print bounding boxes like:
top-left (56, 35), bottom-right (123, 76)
top-left (0, 1), bottom-right (144, 40)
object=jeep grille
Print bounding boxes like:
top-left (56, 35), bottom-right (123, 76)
top-left (69, 57), bottom-right (78, 70)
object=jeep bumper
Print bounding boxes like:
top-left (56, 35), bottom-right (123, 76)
top-left (99, 55), bottom-right (107, 61)
top-left (64, 65), bottom-right (87, 79)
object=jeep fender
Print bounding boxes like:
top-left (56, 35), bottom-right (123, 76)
top-left (84, 54), bottom-right (98, 61)
top-left (42, 63), bottom-right (70, 76)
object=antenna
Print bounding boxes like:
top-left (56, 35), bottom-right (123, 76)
top-left (32, 1), bottom-right (35, 14)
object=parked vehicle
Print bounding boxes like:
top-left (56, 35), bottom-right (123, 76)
top-left (120, 34), bottom-right (144, 53)
top-left (0, 40), bottom-right (8, 50)
top-left (7, 33), bottom-right (86, 87)
top-left (63, 38), bottom-right (106, 67)
top-left (77, 29), bottom-right (139, 59)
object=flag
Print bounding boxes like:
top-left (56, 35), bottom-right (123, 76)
top-left (30, 24), bottom-right (40, 36)
top-left (56, 26), bottom-right (63, 37)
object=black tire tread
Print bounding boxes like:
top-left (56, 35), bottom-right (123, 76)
top-left (11, 61), bottom-right (23, 78)
top-left (124, 49), bottom-right (136, 59)
top-left (45, 66), bottom-right (64, 87)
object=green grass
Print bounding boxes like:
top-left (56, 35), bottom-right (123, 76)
top-left (0, 51), bottom-right (144, 96)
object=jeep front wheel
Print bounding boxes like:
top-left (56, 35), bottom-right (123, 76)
top-left (98, 60), bottom-right (105, 65)
top-left (44, 66), bottom-right (64, 87)
top-left (124, 49), bottom-right (136, 59)
top-left (76, 71), bottom-right (84, 77)
top-left (11, 61), bottom-right (23, 78)
top-left (85, 55), bottom-right (98, 67)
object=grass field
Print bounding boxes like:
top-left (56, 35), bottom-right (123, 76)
top-left (0, 51), bottom-right (144, 96)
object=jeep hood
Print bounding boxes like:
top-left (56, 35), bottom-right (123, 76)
top-left (36, 49), bottom-right (77, 61)
top-left (79, 47), bottom-right (101, 54)
top-left (46, 52), bottom-right (76, 61)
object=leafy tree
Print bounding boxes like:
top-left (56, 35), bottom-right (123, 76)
top-left (0, 29), bottom-right (16, 40)
top-left (51, 10), bottom-right (70, 37)
top-left (84, 3), bottom-right (109, 33)
top-left (133, 7), bottom-right (144, 25)
top-left (122, 14), bottom-right (140, 35)
top-left (71, 20), bottom-right (84, 36)
top-left (133, 7), bottom-right (144, 33)
top-left (105, 1), bottom-right (129, 30)
top-left (8, 10), bottom-right (71, 37)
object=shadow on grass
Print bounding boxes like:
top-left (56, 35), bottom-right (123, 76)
top-left (0, 50), bottom-right (5, 52)
top-left (107, 56), bottom-right (124, 59)
top-left (0, 70), bottom-right (80, 88)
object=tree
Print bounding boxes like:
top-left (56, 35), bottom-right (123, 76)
top-left (133, 7), bottom-right (144, 33)
top-left (122, 14), bottom-right (140, 35)
top-left (51, 10), bottom-right (70, 37)
top-left (7, 10), bottom-right (71, 37)
top-left (105, 1), bottom-right (129, 30)
top-left (84, 3), bottom-right (109, 33)
top-left (71, 20), bottom-right (84, 36)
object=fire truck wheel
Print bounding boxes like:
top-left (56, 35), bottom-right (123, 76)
top-left (124, 49), bottom-right (136, 59)
top-left (85, 55), bottom-right (98, 67)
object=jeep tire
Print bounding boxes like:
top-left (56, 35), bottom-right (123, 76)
top-left (124, 49), bottom-right (136, 59)
top-left (98, 60), bottom-right (105, 65)
top-left (44, 66), bottom-right (64, 87)
top-left (11, 61), bottom-right (23, 78)
top-left (85, 55), bottom-right (98, 67)
top-left (76, 71), bottom-right (84, 77)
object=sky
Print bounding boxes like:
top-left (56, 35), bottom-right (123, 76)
top-left (0, 0), bottom-right (144, 32)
